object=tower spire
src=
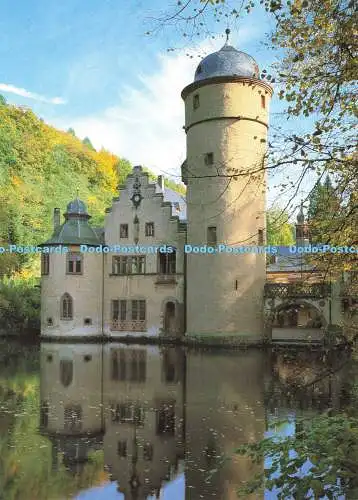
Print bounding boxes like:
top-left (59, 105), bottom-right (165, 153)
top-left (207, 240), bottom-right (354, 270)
top-left (225, 28), bottom-right (230, 45)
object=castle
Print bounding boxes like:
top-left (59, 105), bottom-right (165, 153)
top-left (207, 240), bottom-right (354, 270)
top-left (40, 39), bottom-right (356, 343)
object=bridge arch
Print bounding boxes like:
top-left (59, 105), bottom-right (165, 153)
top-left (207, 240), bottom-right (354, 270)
top-left (272, 300), bottom-right (327, 329)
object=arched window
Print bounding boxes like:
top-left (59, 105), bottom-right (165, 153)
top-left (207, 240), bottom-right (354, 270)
top-left (61, 293), bottom-right (73, 320)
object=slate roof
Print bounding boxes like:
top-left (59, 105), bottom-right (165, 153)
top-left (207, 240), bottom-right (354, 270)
top-left (194, 44), bottom-right (260, 82)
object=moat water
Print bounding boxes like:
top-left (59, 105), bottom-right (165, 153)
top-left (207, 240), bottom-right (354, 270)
top-left (0, 339), bottom-right (357, 499)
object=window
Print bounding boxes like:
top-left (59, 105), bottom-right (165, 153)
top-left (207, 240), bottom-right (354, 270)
top-left (193, 94), bottom-right (200, 109)
top-left (60, 359), bottom-right (73, 387)
top-left (131, 300), bottom-right (146, 321)
top-left (84, 317), bottom-right (92, 325)
top-left (261, 95), bottom-right (266, 109)
top-left (41, 254), bottom-right (49, 275)
top-left (156, 402), bottom-right (175, 436)
top-left (204, 152), bottom-right (214, 165)
top-left (145, 222), bottom-right (155, 237)
top-left (207, 226), bottom-right (217, 246)
top-left (120, 224), bottom-right (128, 238)
top-left (111, 299), bottom-right (147, 331)
top-left (47, 317), bottom-right (53, 326)
top-left (143, 443), bottom-right (153, 461)
top-left (47, 354), bottom-right (53, 362)
top-left (162, 350), bottom-right (177, 383)
top-left (40, 401), bottom-right (49, 429)
top-left (111, 348), bottom-right (146, 382)
top-left (61, 293), bottom-right (73, 320)
top-left (84, 354), bottom-right (92, 362)
top-left (112, 299), bottom-right (146, 321)
top-left (110, 402), bottom-right (145, 426)
top-left (64, 405), bottom-right (82, 431)
top-left (66, 252), bottom-right (82, 274)
top-left (112, 256), bottom-right (146, 275)
top-left (258, 229), bottom-right (264, 245)
top-left (158, 250), bottom-right (176, 274)
top-left (117, 441), bottom-right (127, 457)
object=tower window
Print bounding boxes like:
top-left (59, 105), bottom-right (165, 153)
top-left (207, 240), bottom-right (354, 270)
top-left (84, 317), bottom-right (92, 325)
top-left (258, 229), bottom-right (264, 245)
top-left (120, 223), bottom-right (128, 238)
top-left (143, 443), bottom-right (154, 461)
top-left (204, 152), bottom-right (214, 165)
top-left (41, 254), bottom-right (49, 275)
top-left (193, 94), bottom-right (200, 110)
top-left (145, 222), bottom-right (155, 237)
top-left (117, 440), bottom-right (127, 457)
top-left (47, 317), bottom-right (53, 326)
top-left (207, 226), bottom-right (217, 246)
top-left (261, 95), bottom-right (266, 109)
top-left (66, 252), bottom-right (82, 274)
top-left (61, 293), bottom-right (73, 320)
top-left (40, 401), bottom-right (49, 429)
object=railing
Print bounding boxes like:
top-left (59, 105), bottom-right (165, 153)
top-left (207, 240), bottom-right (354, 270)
top-left (264, 282), bottom-right (331, 299)
top-left (155, 274), bottom-right (177, 284)
top-left (111, 320), bottom-right (146, 332)
top-left (340, 283), bottom-right (358, 298)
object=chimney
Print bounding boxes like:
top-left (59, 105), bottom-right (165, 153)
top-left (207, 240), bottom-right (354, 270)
top-left (157, 175), bottom-right (165, 191)
top-left (53, 208), bottom-right (61, 229)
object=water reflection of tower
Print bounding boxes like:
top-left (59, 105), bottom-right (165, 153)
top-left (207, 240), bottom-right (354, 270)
top-left (103, 344), bottom-right (185, 499)
top-left (185, 350), bottom-right (267, 500)
top-left (39, 343), bottom-right (104, 473)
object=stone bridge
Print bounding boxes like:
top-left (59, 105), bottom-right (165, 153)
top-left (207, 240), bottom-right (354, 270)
top-left (264, 283), bottom-right (332, 343)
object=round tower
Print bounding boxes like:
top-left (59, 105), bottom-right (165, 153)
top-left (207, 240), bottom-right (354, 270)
top-left (181, 32), bottom-right (273, 340)
top-left (40, 198), bottom-right (103, 337)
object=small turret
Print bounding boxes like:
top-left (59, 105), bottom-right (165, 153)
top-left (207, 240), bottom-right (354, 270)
top-left (295, 202), bottom-right (310, 247)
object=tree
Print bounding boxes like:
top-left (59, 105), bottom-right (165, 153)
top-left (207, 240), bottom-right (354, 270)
top-left (82, 136), bottom-right (95, 151)
top-left (0, 94), bottom-right (6, 106)
top-left (236, 413), bottom-right (358, 498)
top-left (266, 208), bottom-right (295, 245)
top-left (67, 127), bottom-right (76, 136)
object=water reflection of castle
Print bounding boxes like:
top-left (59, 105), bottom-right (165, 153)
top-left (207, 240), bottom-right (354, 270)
top-left (39, 343), bottom-right (347, 499)
top-left (39, 343), bottom-right (270, 499)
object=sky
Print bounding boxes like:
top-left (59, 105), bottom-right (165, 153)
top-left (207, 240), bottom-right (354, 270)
top-left (0, 0), bottom-right (316, 215)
